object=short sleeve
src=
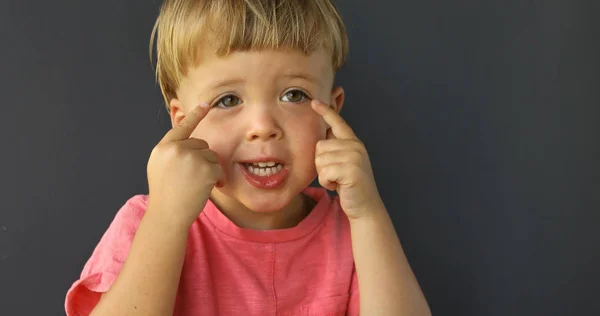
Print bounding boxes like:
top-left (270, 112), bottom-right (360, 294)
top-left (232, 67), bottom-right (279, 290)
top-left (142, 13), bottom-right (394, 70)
top-left (346, 265), bottom-right (360, 316)
top-left (64, 195), bottom-right (148, 316)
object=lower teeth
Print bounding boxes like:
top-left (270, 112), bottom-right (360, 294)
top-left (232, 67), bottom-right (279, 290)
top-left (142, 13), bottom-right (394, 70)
top-left (245, 164), bottom-right (283, 176)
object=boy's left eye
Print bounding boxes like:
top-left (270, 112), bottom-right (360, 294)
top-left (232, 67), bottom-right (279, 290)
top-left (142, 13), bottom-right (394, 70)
top-left (281, 89), bottom-right (308, 103)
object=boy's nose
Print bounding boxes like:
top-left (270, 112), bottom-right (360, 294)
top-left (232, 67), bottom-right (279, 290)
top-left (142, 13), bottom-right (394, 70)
top-left (244, 109), bottom-right (283, 142)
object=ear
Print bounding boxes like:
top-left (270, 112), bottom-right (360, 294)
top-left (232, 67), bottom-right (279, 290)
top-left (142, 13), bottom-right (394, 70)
top-left (169, 98), bottom-right (186, 128)
top-left (329, 86), bottom-right (345, 114)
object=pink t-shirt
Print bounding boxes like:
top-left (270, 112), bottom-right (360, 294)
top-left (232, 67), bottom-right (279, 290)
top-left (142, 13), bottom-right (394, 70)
top-left (65, 187), bottom-right (359, 316)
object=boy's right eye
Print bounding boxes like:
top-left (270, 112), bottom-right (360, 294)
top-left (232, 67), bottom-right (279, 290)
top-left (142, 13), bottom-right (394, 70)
top-left (214, 94), bottom-right (242, 108)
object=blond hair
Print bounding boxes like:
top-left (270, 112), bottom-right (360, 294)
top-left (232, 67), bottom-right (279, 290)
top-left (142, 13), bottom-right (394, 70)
top-left (149, 0), bottom-right (349, 111)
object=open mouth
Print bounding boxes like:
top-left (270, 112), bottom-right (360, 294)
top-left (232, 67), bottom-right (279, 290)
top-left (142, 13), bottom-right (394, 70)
top-left (237, 159), bottom-right (289, 189)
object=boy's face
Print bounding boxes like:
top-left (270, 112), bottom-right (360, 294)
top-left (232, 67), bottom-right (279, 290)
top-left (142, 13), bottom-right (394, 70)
top-left (170, 48), bottom-right (344, 214)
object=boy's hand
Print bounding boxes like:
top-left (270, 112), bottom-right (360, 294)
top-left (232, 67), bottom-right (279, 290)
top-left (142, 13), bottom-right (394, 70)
top-left (312, 100), bottom-right (383, 220)
top-left (146, 103), bottom-right (224, 228)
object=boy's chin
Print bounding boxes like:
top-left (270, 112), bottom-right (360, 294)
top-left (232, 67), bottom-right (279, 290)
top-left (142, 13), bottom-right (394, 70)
top-left (212, 184), bottom-right (304, 213)
top-left (237, 190), bottom-right (299, 213)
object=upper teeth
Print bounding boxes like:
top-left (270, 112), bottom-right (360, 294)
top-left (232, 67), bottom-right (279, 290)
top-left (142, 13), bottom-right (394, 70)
top-left (245, 162), bottom-right (283, 176)
top-left (255, 162), bottom-right (276, 167)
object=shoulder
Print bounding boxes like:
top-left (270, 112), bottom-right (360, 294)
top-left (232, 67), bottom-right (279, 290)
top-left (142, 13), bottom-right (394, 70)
top-left (112, 194), bottom-right (149, 223)
top-left (94, 194), bottom-right (150, 242)
top-left (121, 194), bottom-right (149, 212)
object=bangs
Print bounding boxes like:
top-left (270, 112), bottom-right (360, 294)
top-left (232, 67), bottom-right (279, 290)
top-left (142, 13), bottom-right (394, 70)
top-left (151, 0), bottom-right (348, 109)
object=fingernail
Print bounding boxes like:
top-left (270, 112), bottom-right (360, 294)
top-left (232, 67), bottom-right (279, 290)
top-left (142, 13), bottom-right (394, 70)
top-left (200, 102), bottom-right (210, 108)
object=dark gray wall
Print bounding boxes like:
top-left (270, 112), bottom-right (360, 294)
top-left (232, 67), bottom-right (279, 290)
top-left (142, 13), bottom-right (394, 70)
top-left (1, 0), bottom-right (598, 315)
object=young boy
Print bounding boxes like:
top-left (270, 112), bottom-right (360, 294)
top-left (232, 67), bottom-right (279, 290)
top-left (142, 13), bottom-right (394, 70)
top-left (65, 0), bottom-right (431, 315)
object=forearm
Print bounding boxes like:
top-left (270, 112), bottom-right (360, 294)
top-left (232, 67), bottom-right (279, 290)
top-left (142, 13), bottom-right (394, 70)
top-left (350, 201), bottom-right (431, 316)
top-left (90, 204), bottom-right (189, 316)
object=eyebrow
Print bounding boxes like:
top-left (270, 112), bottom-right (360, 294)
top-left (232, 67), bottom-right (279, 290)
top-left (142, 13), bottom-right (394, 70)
top-left (204, 72), bottom-right (320, 92)
top-left (279, 73), bottom-right (321, 85)
top-left (206, 78), bottom-right (246, 91)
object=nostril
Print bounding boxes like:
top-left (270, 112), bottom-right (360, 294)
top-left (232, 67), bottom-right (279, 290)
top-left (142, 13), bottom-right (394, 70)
top-left (246, 125), bottom-right (283, 141)
top-left (248, 132), bottom-right (280, 140)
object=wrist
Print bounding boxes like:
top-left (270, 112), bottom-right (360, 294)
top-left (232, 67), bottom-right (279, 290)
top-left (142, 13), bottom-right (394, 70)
top-left (347, 198), bottom-right (387, 223)
top-left (145, 201), bottom-right (196, 233)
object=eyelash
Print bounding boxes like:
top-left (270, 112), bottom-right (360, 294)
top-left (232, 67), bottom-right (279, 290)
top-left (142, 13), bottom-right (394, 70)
top-left (211, 89), bottom-right (311, 109)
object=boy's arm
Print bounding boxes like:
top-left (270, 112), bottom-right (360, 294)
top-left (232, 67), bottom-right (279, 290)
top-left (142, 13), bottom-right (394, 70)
top-left (87, 103), bottom-right (220, 316)
top-left (310, 100), bottom-right (430, 315)
top-left (90, 205), bottom-right (189, 316)
top-left (349, 201), bottom-right (431, 316)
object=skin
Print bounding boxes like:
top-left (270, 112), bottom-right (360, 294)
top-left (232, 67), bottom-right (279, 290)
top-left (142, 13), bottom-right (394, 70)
top-left (89, 48), bottom-right (431, 316)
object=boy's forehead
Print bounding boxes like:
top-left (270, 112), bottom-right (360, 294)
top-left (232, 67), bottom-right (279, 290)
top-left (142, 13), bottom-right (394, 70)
top-left (188, 48), bottom-right (334, 87)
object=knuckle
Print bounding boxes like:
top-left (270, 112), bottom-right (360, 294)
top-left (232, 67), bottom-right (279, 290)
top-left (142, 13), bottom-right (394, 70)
top-left (316, 139), bottom-right (330, 150)
top-left (314, 155), bottom-right (323, 166)
top-left (350, 145), bottom-right (366, 156)
top-left (154, 142), bottom-right (168, 152)
top-left (315, 140), bottom-right (324, 152)
top-left (198, 160), bottom-right (213, 173)
top-left (350, 138), bottom-right (365, 149)
top-left (155, 143), bottom-right (179, 157)
top-left (150, 144), bottom-right (162, 156)
top-left (173, 144), bottom-right (188, 156)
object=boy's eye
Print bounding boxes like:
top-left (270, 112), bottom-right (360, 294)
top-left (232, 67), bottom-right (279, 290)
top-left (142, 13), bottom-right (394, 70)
top-left (281, 89), bottom-right (308, 103)
top-left (215, 95), bottom-right (241, 108)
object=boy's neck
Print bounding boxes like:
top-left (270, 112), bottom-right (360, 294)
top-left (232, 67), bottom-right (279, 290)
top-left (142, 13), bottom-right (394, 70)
top-left (207, 190), bottom-right (317, 230)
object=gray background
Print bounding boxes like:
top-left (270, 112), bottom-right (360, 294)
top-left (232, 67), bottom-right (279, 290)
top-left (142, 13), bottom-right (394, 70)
top-left (1, 0), bottom-right (598, 315)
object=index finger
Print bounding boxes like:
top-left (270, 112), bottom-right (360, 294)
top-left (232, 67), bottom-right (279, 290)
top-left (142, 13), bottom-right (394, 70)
top-left (311, 100), bottom-right (357, 140)
top-left (161, 103), bottom-right (210, 143)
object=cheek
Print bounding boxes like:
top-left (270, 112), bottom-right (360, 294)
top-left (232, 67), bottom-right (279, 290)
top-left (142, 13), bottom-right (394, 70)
top-left (190, 124), bottom-right (237, 164)
top-left (284, 112), bottom-right (325, 153)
